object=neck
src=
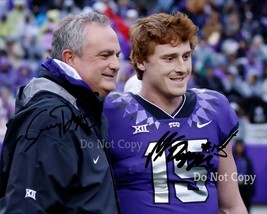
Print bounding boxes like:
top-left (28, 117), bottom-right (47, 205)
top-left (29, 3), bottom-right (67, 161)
top-left (139, 89), bottom-right (184, 115)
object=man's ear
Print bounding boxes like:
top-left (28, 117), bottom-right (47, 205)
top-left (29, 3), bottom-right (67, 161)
top-left (137, 62), bottom-right (145, 71)
top-left (61, 49), bottom-right (75, 66)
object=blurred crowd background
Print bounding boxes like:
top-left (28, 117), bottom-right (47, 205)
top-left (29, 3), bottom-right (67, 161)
top-left (0, 0), bottom-right (267, 208)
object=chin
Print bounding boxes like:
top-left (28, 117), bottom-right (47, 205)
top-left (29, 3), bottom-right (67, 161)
top-left (174, 87), bottom-right (186, 96)
top-left (101, 87), bottom-right (115, 97)
top-left (106, 85), bottom-right (116, 93)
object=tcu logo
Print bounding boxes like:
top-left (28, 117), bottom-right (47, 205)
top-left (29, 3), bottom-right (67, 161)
top-left (132, 124), bottom-right (149, 134)
top-left (169, 122), bottom-right (180, 128)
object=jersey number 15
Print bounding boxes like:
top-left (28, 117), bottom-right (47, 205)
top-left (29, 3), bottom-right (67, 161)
top-left (145, 140), bottom-right (209, 203)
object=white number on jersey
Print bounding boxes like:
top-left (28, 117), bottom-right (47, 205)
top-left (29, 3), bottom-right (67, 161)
top-left (145, 139), bottom-right (209, 203)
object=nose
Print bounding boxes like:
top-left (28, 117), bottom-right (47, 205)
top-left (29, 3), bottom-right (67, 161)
top-left (174, 58), bottom-right (187, 73)
top-left (109, 56), bottom-right (120, 72)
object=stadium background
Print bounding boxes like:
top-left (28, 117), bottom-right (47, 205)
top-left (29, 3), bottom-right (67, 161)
top-left (0, 0), bottom-right (267, 212)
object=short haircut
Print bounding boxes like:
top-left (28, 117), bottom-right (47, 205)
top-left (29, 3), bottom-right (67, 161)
top-left (130, 12), bottom-right (198, 80)
top-left (51, 12), bottom-right (110, 60)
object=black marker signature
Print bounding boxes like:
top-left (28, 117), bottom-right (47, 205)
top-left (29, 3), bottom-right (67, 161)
top-left (25, 104), bottom-right (97, 150)
top-left (145, 131), bottom-right (229, 171)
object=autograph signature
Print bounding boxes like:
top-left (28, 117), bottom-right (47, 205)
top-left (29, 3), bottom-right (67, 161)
top-left (145, 131), bottom-right (229, 171)
top-left (25, 104), bottom-right (97, 150)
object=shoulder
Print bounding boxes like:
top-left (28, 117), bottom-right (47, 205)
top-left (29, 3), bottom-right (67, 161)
top-left (12, 91), bottom-right (79, 134)
top-left (190, 88), bottom-right (227, 100)
top-left (104, 91), bottom-right (133, 109)
top-left (104, 91), bottom-right (140, 125)
top-left (26, 92), bottom-right (77, 117)
top-left (189, 88), bottom-right (231, 109)
top-left (189, 88), bottom-right (238, 129)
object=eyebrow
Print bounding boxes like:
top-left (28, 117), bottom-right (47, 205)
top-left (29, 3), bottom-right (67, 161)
top-left (160, 50), bottom-right (192, 58)
top-left (98, 50), bottom-right (121, 56)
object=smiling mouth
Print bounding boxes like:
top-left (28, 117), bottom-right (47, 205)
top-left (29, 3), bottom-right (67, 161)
top-left (102, 73), bottom-right (115, 78)
top-left (170, 77), bottom-right (184, 82)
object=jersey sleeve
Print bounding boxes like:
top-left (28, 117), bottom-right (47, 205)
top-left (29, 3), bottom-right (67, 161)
top-left (214, 91), bottom-right (239, 145)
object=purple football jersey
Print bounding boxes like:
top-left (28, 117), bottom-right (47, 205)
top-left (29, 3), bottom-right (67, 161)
top-left (104, 89), bottom-right (239, 214)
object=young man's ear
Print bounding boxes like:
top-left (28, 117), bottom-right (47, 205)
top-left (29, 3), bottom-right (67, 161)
top-left (62, 49), bottom-right (76, 66)
top-left (137, 62), bottom-right (145, 71)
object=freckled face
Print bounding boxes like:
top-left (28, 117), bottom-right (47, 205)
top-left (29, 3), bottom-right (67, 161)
top-left (72, 24), bottom-right (121, 98)
top-left (139, 41), bottom-right (192, 100)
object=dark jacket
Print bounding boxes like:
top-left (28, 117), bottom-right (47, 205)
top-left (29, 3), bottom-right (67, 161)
top-left (0, 60), bottom-right (120, 213)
